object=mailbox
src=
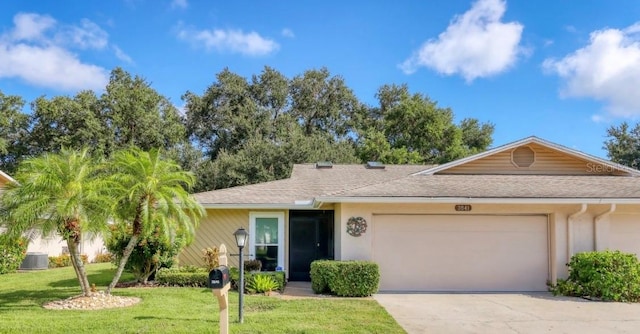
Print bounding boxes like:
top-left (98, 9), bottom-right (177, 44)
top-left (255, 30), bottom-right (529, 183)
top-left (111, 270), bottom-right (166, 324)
top-left (208, 266), bottom-right (230, 289)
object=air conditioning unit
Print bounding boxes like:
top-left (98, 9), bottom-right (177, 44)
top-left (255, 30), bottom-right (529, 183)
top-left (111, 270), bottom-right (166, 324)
top-left (19, 252), bottom-right (49, 270)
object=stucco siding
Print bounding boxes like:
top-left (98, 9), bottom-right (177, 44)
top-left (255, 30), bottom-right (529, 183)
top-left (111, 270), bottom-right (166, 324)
top-left (609, 214), bottom-right (640, 258)
top-left (443, 143), bottom-right (621, 175)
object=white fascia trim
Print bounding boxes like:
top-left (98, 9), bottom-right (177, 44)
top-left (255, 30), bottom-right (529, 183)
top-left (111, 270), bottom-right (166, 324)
top-left (314, 196), bottom-right (640, 205)
top-left (201, 203), bottom-right (315, 209)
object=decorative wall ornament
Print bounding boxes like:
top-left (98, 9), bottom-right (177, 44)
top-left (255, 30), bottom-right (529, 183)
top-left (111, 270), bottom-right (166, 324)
top-left (346, 216), bottom-right (367, 237)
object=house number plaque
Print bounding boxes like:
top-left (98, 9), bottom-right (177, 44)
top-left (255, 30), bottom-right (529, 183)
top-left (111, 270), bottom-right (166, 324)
top-left (455, 204), bottom-right (472, 212)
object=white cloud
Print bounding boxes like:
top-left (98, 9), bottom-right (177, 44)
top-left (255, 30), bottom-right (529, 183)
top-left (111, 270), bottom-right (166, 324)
top-left (171, 0), bottom-right (188, 9)
top-left (399, 0), bottom-right (524, 82)
top-left (177, 26), bottom-right (279, 56)
top-left (543, 23), bottom-right (640, 117)
top-left (0, 13), bottom-right (132, 92)
top-left (11, 12), bottom-right (56, 41)
top-left (281, 28), bottom-right (295, 38)
top-left (113, 45), bottom-right (134, 64)
top-left (0, 43), bottom-right (108, 91)
top-left (56, 19), bottom-right (109, 49)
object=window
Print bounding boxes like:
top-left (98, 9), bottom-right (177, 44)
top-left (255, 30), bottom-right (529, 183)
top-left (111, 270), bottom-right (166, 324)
top-left (249, 212), bottom-right (284, 271)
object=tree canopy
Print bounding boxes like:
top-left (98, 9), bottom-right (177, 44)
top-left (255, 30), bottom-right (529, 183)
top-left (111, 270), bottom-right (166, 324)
top-left (0, 148), bottom-right (112, 296)
top-left (604, 122), bottom-right (640, 169)
top-left (1, 66), bottom-right (496, 192)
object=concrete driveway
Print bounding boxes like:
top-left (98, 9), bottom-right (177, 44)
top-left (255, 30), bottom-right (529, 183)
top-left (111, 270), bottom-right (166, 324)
top-left (374, 293), bottom-right (640, 334)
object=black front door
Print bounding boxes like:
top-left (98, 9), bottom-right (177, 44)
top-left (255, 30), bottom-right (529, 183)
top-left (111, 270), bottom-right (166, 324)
top-left (289, 210), bottom-right (334, 281)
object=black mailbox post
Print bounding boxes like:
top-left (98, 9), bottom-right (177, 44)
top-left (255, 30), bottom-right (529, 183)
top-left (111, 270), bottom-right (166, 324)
top-left (208, 266), bottom-right (230, 289)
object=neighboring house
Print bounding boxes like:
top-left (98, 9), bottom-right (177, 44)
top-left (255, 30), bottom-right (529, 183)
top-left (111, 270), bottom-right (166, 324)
top-left (0, 170), bottom-right (105, 262)
top-left (180, 136), bottom-right (640, 292)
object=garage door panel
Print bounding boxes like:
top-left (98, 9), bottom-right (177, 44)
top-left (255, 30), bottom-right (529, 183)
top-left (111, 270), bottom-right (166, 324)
top-left (373, 215), bottom-right (548, 292)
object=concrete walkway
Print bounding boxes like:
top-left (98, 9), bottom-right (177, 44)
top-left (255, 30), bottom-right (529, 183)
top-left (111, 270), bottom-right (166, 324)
top-left (374, 293), bottom-right (640, 334)
top-left (282, 281), bottom-right (316, 298)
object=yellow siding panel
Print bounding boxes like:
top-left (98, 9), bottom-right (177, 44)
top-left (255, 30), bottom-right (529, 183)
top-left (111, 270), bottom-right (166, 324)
top-left (443, 144), bottom-right (621, 175)
top-left (179, 209), bottom-right (249, 268)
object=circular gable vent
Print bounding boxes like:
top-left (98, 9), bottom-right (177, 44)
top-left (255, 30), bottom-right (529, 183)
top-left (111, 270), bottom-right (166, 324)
top-left (512, 146), bottom-right (535, 168)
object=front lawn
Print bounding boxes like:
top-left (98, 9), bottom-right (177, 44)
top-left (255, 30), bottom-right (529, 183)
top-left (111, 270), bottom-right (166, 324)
top-left (0, 263), bottom-right (404, 333)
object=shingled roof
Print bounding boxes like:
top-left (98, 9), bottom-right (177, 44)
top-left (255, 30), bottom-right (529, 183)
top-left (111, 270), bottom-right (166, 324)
top-left (193, 164), bottom-right (431, 207)
top-left (318, 174), bottom-right (640, 203)
top-left (193, 137), bottom-right (640, 207)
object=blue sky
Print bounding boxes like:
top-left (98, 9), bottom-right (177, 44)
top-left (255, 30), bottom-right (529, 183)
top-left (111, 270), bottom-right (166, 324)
top-left (1, 0), bottom-right (640, 158)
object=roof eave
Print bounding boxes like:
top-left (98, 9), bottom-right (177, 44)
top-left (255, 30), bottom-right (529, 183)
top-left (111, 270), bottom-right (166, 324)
top-left (200, 203), bottom-right (318, 210)
top-left (314, 196), bottom-right (640, 205)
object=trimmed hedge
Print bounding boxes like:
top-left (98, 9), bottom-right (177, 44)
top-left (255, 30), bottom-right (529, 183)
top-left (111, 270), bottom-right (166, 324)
top-left (229, 267), bottom-right (286, 293)
top-left (549, 250), bottom-right (640, 302)
top-left (156, 266), bottom-right (208, 287)
top-left (310, 260), bottom-right (380, 297)
top-left (0, 235), bottom-right (27, 274)
top-left (155, 265), bottom-right (287, 291)
top-left (48, 254), bottom-right (89, 268)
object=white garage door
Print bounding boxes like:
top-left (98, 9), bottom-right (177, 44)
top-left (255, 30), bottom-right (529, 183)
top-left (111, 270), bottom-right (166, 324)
top-left (610, 214), bottom-right (640, 258)
top-left (373, 214), bottom-right (548, 292)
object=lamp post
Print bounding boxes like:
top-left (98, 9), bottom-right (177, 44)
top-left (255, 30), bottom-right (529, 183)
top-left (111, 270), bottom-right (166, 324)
top-left (233, 227), bottom-right (249, 324)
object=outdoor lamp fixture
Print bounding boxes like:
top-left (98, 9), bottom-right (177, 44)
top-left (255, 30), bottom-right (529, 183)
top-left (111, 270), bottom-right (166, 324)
top-left (233, 227), bottom-right (249, 324)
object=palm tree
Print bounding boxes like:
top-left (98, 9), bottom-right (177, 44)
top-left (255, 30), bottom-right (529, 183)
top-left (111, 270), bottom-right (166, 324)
top-left (0, 148), bottom-right (112, 296)
top-left (105, 148), bottom-right (205, 294)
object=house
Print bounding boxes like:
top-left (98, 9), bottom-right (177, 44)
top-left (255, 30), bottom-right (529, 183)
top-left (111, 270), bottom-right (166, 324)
top-left (180, 136), bottom-right (640, 292)
top-left (0, 170), bottom-right (105, 262)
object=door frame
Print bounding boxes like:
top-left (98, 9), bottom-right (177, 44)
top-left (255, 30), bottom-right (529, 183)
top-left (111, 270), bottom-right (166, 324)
top-left (288, 210), bottom-right (335, 281)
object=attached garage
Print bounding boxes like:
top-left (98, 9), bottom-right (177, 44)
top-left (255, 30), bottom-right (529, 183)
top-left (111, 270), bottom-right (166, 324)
top-left (372, 214), bottom-right (549, 292)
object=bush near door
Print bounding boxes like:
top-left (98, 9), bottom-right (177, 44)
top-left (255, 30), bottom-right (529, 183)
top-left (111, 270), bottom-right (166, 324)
top-left (549, 250), bottom-right (640, 302)
top-left (310, 260), bottom-right (380, 297)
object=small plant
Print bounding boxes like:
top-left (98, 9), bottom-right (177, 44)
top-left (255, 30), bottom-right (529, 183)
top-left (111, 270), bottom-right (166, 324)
top-left (229, 267), bottom-right (286, 293)
top-left (244, 259), bottom-right (262, 272)
top-left (549, 250), bottom-right (640, 302)
top-left (246, 274), bottom-right (279, 295)
top-left (202, 247), bottom-right (219, 271)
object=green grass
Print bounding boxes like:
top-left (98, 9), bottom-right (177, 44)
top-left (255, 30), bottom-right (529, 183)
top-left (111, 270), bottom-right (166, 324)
top-left (0, 263), bottom-right (405, 333)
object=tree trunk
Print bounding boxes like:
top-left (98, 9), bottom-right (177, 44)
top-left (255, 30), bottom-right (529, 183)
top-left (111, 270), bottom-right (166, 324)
top-left (106, 234), bottom-right (139, 294)
top-left (67, 239), bottom-right (92, 296)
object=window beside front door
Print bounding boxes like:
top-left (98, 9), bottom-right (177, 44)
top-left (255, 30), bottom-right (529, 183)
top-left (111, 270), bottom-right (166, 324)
top-left (249, 212), bottom-right (284, 271)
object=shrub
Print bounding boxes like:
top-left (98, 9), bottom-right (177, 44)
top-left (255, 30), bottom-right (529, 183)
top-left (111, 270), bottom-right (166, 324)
top-left (244, 259), bottom-right (262, 272)
top-left (202, 247), bottom-right (219, 271)
top-left (106, 223), bottom-right (187, 283)
top-left (246, 275), bottom-right (279, 294)
top-left (549, 250), bottom-right (640, 302)
top-left (310, 260), bottom-right (333, 294)
top-left (49, 254), bottom-right (88, 268)
top-left (93, 251), bottom-right (113, 263)
top-left (156, 266), bottom-right (208, 287)
top-left (0, 235), bottom-right (28, 274)
top-left (229, 267), bottom-right (286, 293)
top-left (310, 260), bottom-right (380, 297)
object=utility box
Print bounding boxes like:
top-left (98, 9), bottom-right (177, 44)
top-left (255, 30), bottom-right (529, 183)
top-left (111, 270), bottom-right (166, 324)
top-left (208, 266), bottom-right (230, 289)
